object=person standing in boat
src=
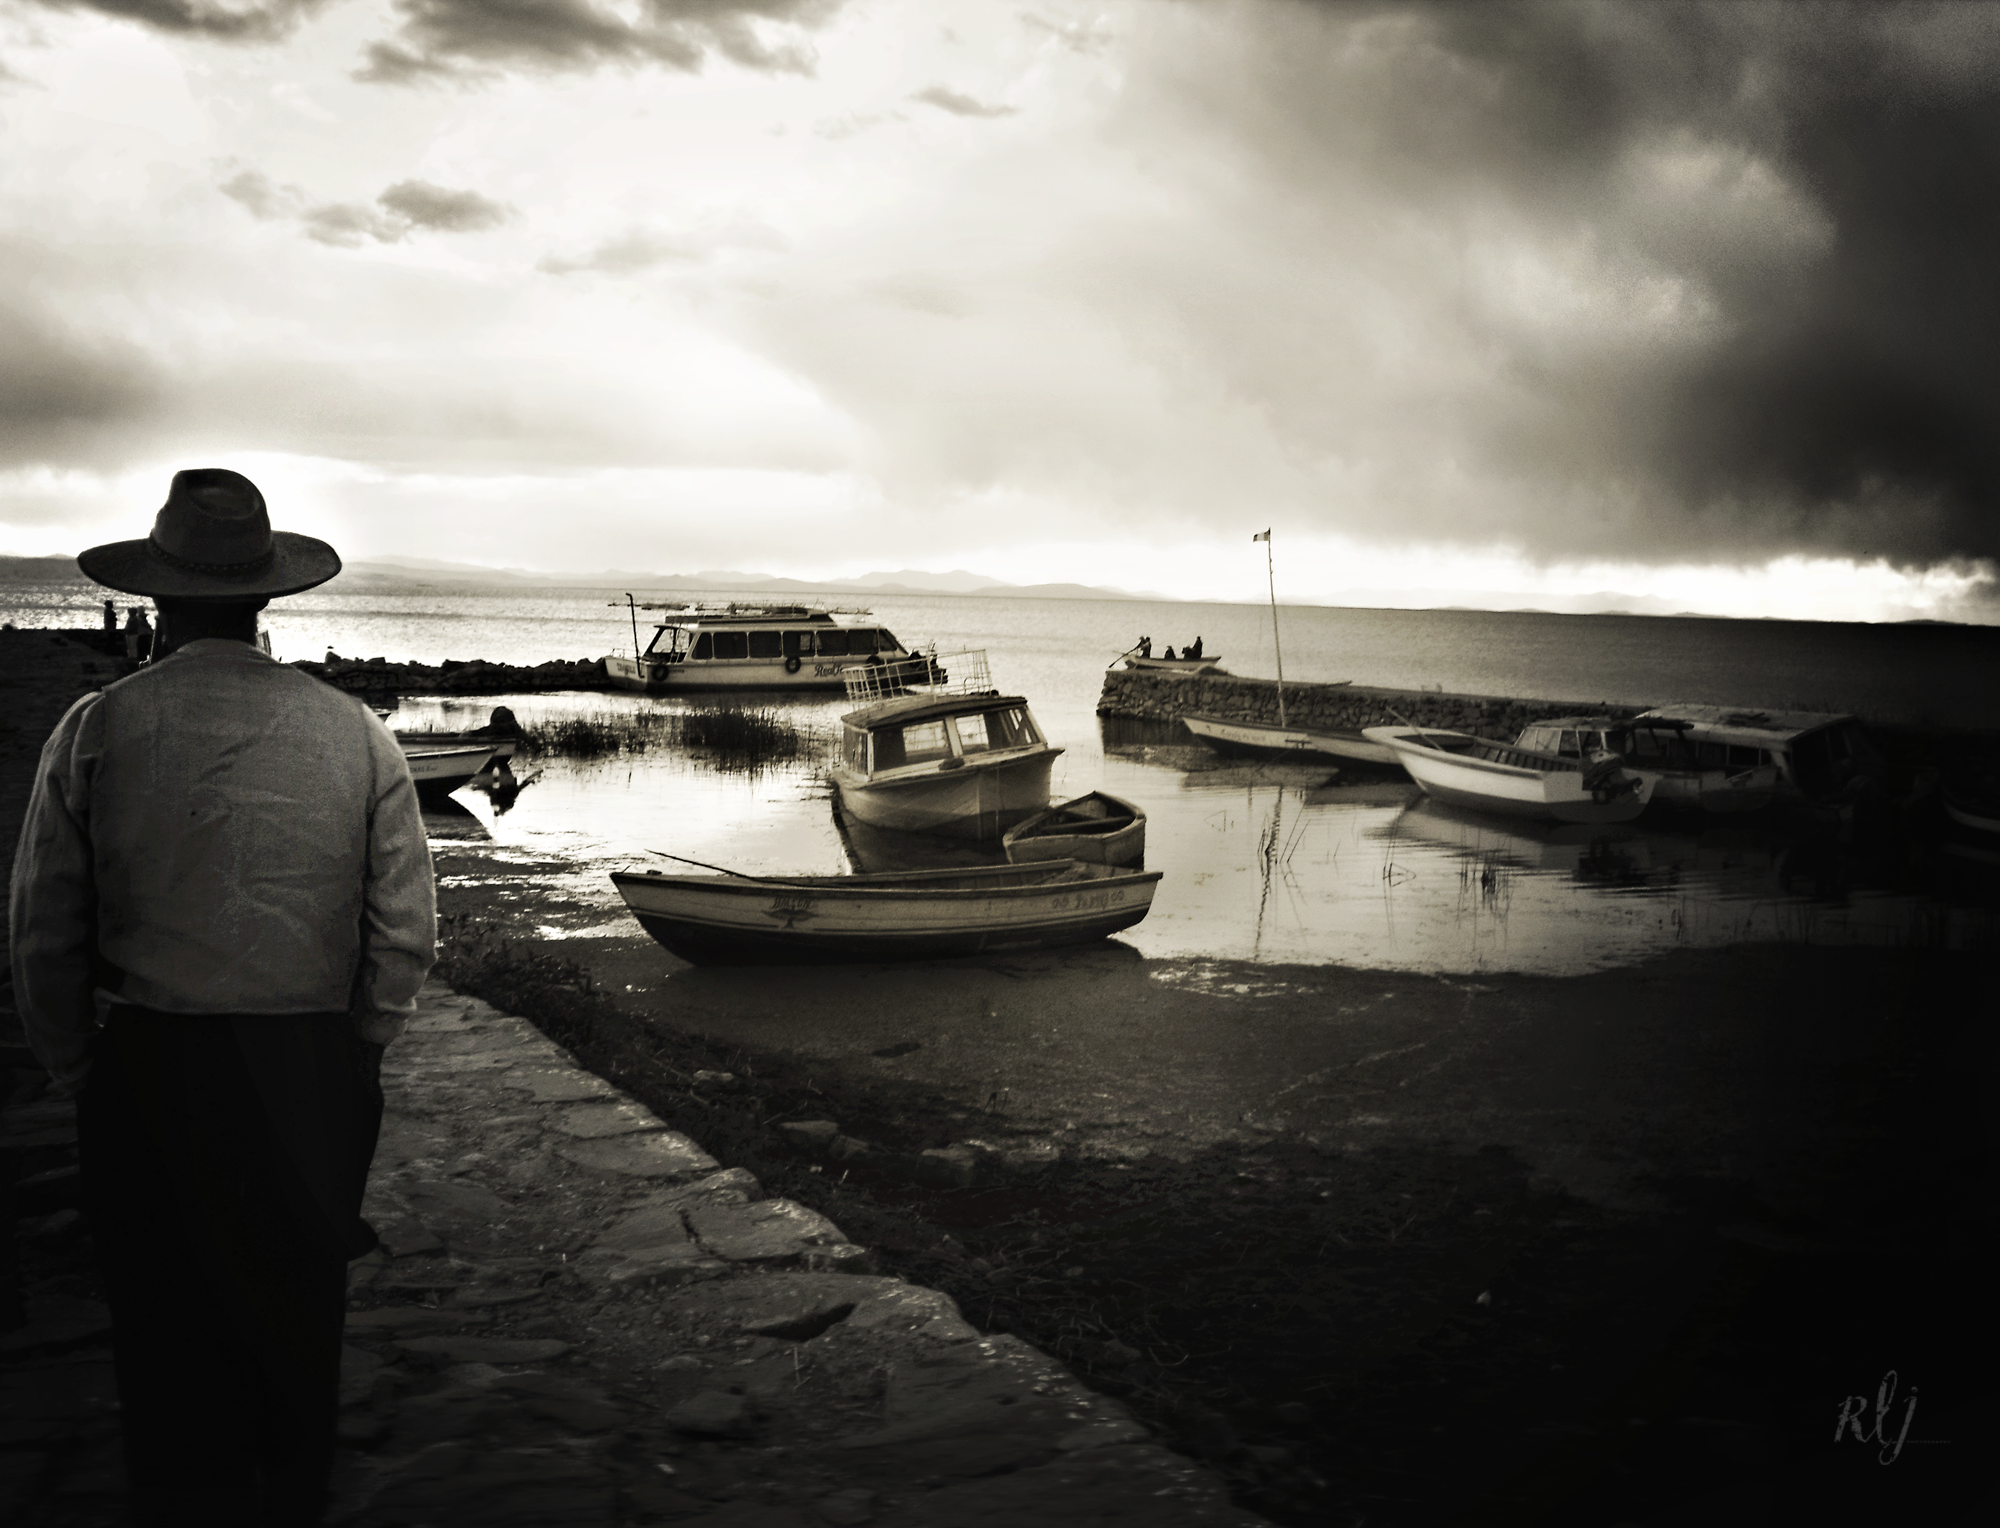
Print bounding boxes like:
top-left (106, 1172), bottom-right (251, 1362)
top-left (1138, 636), bottom-right (1152, 658)
top-left (10, 468), bottom-right (436, 1526)
top-left (1186, 636), bottom-right (1203, 660)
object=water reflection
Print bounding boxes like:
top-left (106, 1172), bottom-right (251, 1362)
top-left (401, 690), bottom-right (1999, 976)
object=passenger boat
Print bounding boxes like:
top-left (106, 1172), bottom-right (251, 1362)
top-left (1001, 791), bottom-right (1146, 868)
top-left (1511, 715), bottom-right (1778, 816)
top-left (1631, 705), bottom-right (1885, 806)
top-left (829, 651), bottom-right (1063, 839)
top-left (1362, 725), bottom-right (1655, 824)
top-left (1180, 709), bottom-right (1392, 766)
top-left (603, 598), bottom-right (925, 694)
top-left (610, 860), bottom-right (1163, 965)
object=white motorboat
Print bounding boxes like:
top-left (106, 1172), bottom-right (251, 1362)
top-left (400, 742), bottom-right (499, 797)
top-left (828, 651), bottom-right (1063, 840)
top-left (1362, 725), bottom-right (1655, 824)
top-left (603, 597), bottom-right (929, 694)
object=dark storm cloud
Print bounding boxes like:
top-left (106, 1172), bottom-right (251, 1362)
top-left (354, 0), bottom-right (838, 84)
top-left (219, 166), bottom-right (509, 245)
top-left (26, 0), bottom-right (327, 42)
top-left (1270, 0), bottom-right (2000, 568)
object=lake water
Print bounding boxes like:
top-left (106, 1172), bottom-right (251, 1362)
top-left (10, 572), bottom-right (1999, 975)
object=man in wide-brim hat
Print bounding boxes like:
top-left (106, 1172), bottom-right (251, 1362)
top-left (10, 468), bottom-right (436, 1526)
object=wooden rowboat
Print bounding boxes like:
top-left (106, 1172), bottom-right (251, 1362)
top-left (1001, 791), bottom-right (1146, 868)
top-left (1181, 710), bottom-right (1393, 767)
top-left (401, 742), bottom-right (499, 797)
top-left (611, 860), bottom-right (1162, 966)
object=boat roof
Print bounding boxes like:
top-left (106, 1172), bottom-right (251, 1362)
top-left (636, 603), bottom-right (872, 628)
top-left (840, 692), bottom-right (1028, 730)
top-left (1519, 715), bottom-right (1640, 732)
top-left (1635, 703), bottom-right (1858, 742)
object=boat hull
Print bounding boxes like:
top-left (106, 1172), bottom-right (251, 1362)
top-left (612, 862), bottom-right (1162, 966)
top-left (604, 653), bottom-right (870, 693)
top-left (1125, 656), bottom-right (1226, 675)
top-left (1363, 727), bottom-right (1654, 824)
top-left (830, 750), bottom-right (1059, 839)
top-left (1183, 712), bottom-right (1397, 766)
top-left (401, 743), bottom-right (499, 797)
top-left (1002, 792), bottom-right (1146, 868)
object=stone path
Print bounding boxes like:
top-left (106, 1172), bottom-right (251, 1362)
top-left (3, 981), bottom-right (1270, 1526)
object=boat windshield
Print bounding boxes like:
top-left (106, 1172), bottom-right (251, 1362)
top-left (956, 707), bottom-right (1039, 754)
top-left (873, 719), bottom-right (954, 771)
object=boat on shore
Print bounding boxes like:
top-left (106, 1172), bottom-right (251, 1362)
top-left (829, 651), bottom-right (1062, 839)
top-left (1363, 725), bottom-right (1655, 824)
top-left (603, 599), bottom-right (926, 694)
top-left (1180, 709), bottom-right (1390, 766)
top-left (400, 741), bottom-right (500, 797)
top-left (1512, 715), bottom-right (1779, 817)
top-left (610, 859), bottom-right (1163, 965)
top-left (1002, 791), bottom-right (1146, 868)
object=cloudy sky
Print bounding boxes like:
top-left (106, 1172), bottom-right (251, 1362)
top-left (3, 0), bottom-right (1997, 619)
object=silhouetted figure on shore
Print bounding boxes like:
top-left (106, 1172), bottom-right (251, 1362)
top-left (122, 606), bottom-right (152, 663)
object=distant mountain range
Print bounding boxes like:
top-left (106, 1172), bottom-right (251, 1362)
top-left (339, 558), bottom-right (1169, 602)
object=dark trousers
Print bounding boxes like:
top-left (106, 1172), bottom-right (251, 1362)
top-left (77, 1008), bottom-right (384, 1528)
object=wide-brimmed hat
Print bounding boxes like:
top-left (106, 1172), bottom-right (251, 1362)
top-left (77, 468), bottom-right (342, 602)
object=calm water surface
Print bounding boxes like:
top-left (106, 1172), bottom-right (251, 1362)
top-left (12, 573), bottom-right (1997, 974)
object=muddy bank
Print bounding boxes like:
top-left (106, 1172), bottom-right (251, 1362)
top-left (430, 863), bottom-right (1998, 1527)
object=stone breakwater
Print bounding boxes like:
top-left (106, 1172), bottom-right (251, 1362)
top-left (1098, 667), bottom-right (1640, 742)
top-left (303, 655), bottom-right (615, 697)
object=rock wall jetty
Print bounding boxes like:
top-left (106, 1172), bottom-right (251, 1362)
top-left (305, 653), bottom-right (613, 697)
top-left (1098, 666), bottom-right (1641, 742)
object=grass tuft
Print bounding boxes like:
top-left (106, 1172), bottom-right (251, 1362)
top-left (519, 705), bottom-right (829, 771)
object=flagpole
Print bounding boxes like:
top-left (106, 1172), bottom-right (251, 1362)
top-left (1258, 530), bottom-right (1286, 728)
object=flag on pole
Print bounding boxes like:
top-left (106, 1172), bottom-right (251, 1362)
top-left (1252, 529), bottom-right (1270, 541)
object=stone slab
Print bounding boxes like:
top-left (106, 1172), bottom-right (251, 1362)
top-left (684, 1198), bottom-right (848, 1264)
top-left (553, 1131), bottom-right (718, 1179)
top-left (396, 1336), bottom-right (575, 1364)
top-left (550, 1100), bottom-right (667, 1139)
top-left (498, 1067), bottom-right (619, 1102)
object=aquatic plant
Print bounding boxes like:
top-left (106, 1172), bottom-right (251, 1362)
top-left (517, 705), bottom-right (831, 771)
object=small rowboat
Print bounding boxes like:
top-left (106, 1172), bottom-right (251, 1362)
top-left (1002, 791), bottom-right (1145, 868)
top-left (1124, 655), bottom-right (1226, 675)
top-left (1181, 710), bottom-right (1392, 766)
top-left (611, 860), bottom-right (1163, 966)
top-left (401, 742), bottom-right (499, 797)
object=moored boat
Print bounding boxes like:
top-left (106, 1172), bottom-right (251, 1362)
top-left (1631, 705), bottom-right (1885, 807)
top-left (1362, 725), bottom-right (1654, 824)
top-left (829, 651), bottom-right (1063, 839)
top-left (1123, 654), bottom-right (1227, 675)
top-left (603, 599), bottom-right (926, 694)
top-left (401, 742), bottom-right (499, 797)
top-left (1002, 791), bottom-right (1146, 868)
top-left (1181, 709), bottom-right (1390, 766)
top-left (611, 860), bottom-right (1163, 965)
top-left (1512, 715), bottom-right (1779, 817)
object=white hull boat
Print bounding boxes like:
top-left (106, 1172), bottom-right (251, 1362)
top-left (1002, 791), bottom-right (1145, 868)
top-left (611, 860), bottom-right (1162, 965)
top-left (400, 742), bottom-right (499, 796)
top-left (603, 600), bottom-right (928, 694)
top-left (1182, 712), bottom-right (1396, 766)
top-left (1363, 726), bottom-right (1655, 824)
top-left (1513, 717), bottom-right (1778, 817)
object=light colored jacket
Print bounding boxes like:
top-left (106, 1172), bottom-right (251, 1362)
top-left (9, 638), bottom-right (436, 1093)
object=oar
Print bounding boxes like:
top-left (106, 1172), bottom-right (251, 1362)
top-left (642, 849), bottom-right (799, 884)
top-left (1384, 705), bottom-right (1451, 751)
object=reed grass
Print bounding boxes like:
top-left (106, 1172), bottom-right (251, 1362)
top-left (519, 705), bottom-right (830, 770)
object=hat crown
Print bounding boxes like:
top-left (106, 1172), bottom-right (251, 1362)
top-left (150, 468), bottom-right (271, 568)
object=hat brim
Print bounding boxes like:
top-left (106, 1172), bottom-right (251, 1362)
top-left (77, 532), bottom-right (342, 602)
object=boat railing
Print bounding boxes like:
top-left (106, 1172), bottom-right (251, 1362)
top-left (841, 647), bottom-right (992, 704)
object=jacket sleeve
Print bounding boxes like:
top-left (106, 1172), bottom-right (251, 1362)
top-left (356, 730), bottom-right (437, 1045)
top-left (8, 695), bottom-right (105, 1094)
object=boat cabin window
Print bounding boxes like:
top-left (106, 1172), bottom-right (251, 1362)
top-left (748, 630), bottom-right (782, 659)
top-left (815, 630), bottom-right (851, 657)
top-left (875, 628), bottom-right (903, 653)
top-left (691, 633), bottom-right (711, 660)
top-left (783, 631), bottom-right (810, 657)
top-left (841, 725), bottom-right (867, 772)
top-left (872, 719), bottom-right (954, 770)
top-left (710, 631), bottom-right (749, 660)
top-left (1693, 741), bottom-right (1772, 769)
top-left (959, 707), bottom-right (1038, 753)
